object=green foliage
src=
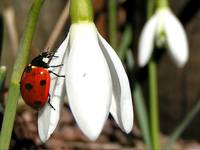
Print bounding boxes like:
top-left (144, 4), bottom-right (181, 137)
top-left (0, 0), bottom-right (45, 149)
top-left (165, 100), bottom-right (200, 150)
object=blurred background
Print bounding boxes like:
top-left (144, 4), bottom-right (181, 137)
top-left (1, 0), bottom-right (200, 149)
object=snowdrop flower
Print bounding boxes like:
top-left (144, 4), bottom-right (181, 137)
top-left (38, 0), bottom-right (133, 142)
top-left (138, 7), bottom-right (189, 67)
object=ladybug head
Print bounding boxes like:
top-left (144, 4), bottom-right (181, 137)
top-left (30, 51), bottom-right (55, 68)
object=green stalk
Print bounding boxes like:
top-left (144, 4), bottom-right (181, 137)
top-left (146, 0), bottom-right (160, 149)
top-left (157, 0), bottom-right (169, 9)
top-left (147, 0), bottom-right (170, 149)
top-left (148, 60), bottom-right (160, 149)
top-left (70, 0), bottom-right (93, 23)
top-left (0, 0), bottom-right (44, 149)
top-left (165, 100), bottom-right (200, 150)
top-left (108, 0), bottom-right (117, 50)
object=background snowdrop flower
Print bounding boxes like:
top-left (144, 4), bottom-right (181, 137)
top-left (38, 0), bottom-right (133, 142)
top-left (138, 8), bottom-right (189, 67)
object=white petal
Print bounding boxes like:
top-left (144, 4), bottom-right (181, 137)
top-left (65, 23), bottom-right (112, 140)
top-left (97, 32), bottom-right (133, 133)
top-left (38, 34), bottom-right (69, 142)
top-left (163, 9), bottom-right (189, 67)
top-left (138, 14), bottom-right (158, 67)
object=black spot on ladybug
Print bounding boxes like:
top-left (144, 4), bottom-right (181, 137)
top-left (25, 83), bottom-right (33, 91)
top-left (40, 80), bottom-right (46, 86)
top-left (34, 100), bottom-right (41, 108)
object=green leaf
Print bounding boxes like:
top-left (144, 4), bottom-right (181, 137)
top-left (0, 0), bottom-right (45, 149)
top-left (164, 100), bottom-right (200, 150)
top-left (133, 83), bottom-right (152, 150)
top-left (108, 0), bottom-right (117, 50)
top-left (118, 25), bottom-right (132, 60)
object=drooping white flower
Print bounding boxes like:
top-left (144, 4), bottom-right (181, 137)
top-left (138, 8), bottom-right (189, 67)
top-left (38, 0), bottom-right (133, 142)
top-left (38, 22), bottom-right (133, 142)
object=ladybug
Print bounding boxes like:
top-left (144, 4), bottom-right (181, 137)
top-left (20, 50), bottom-right (64, 110)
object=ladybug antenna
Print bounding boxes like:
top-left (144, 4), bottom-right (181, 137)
top-left (42, 47), bottom-right (50, 54)
top-left (46, 47), bottom-right (51, 52)
top-left (47, 49), bottom-right (57, 65)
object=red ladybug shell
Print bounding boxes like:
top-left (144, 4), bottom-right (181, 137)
top-left (20, 66), bottom-right (50, 110)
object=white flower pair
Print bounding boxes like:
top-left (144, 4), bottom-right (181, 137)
top-left (38, 23), bottom-right (134, 142)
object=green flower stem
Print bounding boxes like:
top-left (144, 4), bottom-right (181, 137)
top-left (0, 0), bottom-right (44, 149)
top-left (147, 0), bottom-right (160, 149)
top-left (70, 0), bottom-right (93, 23)
top-left (0, 66), bottom-right (6, 90)
top-left (118, 25), bottom-right (132, 59)
top-left (157, 0), bottom-right (169, 9)
top-left (165, 100), bottom-right (200, 150)
top-left (148, 60), bottom-right (160, 149)
top-left (108, 0), bottom-right (117, 50)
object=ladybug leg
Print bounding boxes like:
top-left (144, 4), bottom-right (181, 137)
top-left (52, 55), bottom-right (58, 58)
top-left (49, 70), bottom-right (65, 77)
top-left (48, 94), bottom-right (55, 110)
top-left (49, 64), bottom-right (63, 68)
